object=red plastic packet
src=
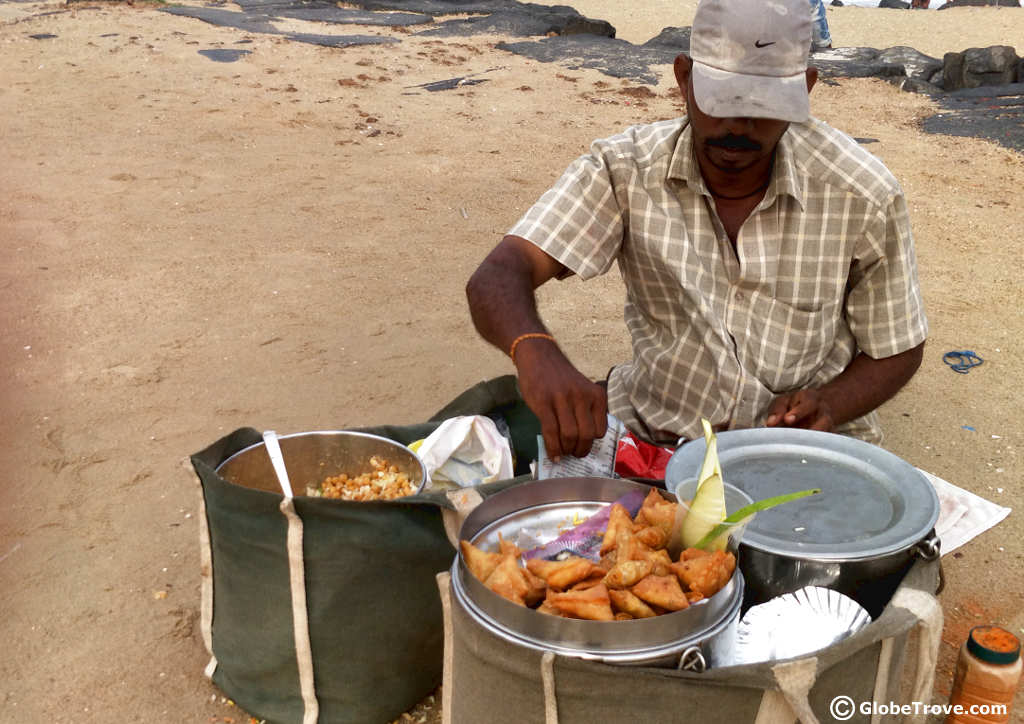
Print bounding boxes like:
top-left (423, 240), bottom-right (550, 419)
top-left (614, 432), bottom-right (674, 480)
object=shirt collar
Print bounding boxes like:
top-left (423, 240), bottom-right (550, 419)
top-left (668, 120), bottom-right (806, 211)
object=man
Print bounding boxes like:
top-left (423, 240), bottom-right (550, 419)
top-left (465, 0), bottom-right (926, 461)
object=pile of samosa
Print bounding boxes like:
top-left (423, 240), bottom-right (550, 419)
top-left (460, 488), bottom-right (736, 621)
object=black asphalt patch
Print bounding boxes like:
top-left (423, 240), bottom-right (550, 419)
top-left (198, 48), bottom-right (252, 62)
top-left (496, 35), bottom-right (680, 85)
top-left (232, 0), bottom-right (433, 26)
top-left (922, 84), bottom-right (1024, 153)
top-left (160, 6), bottom-right (401, 48)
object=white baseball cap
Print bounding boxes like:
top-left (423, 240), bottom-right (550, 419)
top-left (689, 0), bottom-right (813, 122)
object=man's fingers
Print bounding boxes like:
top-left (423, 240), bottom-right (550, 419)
top-left (534, 404), bottom-right (565, 461)
top-left (765, 395), bottom-right (793, 426)
top-left (553, 395), bottom-right (580, 461)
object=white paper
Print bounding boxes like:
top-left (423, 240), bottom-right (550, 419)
top-left (918, 468), bottom-right (1012, 556)
top-left (535, 414), bottom-right (626, 479)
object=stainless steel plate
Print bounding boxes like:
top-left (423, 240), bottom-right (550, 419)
top-left (665, 428), bottom-right (939, 560)
top-left (456, 477), bottom-right (744, 662)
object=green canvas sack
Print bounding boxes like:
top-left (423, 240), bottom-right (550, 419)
top-left (185, 376), bottom-right (537, 724)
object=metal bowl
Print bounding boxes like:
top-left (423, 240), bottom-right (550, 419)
top-left (453, 477), bottom-right (744, 668)
top-left (215, 430), bottom-right (426, 497)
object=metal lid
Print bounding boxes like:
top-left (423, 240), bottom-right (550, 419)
top-left (455, 477), bottom-right (744, 663)
top-left (665, 429), bottom-right (939, 561)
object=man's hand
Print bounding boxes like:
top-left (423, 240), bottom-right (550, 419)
top-left (513, 338), bottom-right (608, 460)
top-left (765, 388), bottom-right (835, 432)
top-left (764, 343), bottom-right (925, 433)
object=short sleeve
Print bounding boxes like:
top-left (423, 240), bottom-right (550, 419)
top-left (846, 192), bottom-right (928, 358)
top-left (507, 140), bottom-right (627, 280)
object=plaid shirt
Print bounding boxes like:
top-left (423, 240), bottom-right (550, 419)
top-left (508, 117), bottom-right (927, 444)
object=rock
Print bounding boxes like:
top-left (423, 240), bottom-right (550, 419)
top-left (877, 45), bottom-right (943, 81)
top-left (1018, 57), bottom-right (1024, 82)
top-left (640, 26), bottom-right (691, 51)
top-left (899, 77), bottom-right (945, 94)
top-left (939, 0), bottom-right (1021, 8)
top-left (943, 45), bottom-right (1021, 90)
top-left (831, 0), bottom-right (844, 5)
top-left (878, 0), bottom-right (910, 8)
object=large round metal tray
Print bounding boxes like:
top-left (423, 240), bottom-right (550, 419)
top-left (454, 477), bottom-right (744, 664)
top-left (665, 428), bottom-right (939, 560)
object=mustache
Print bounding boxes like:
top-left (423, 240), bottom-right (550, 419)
top-left (705, 134), bottom-right (762, 151)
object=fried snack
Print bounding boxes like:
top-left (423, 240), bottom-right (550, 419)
top-left (637, 488), bottom-right (678, 536)
top-left (498, 534), bottom-right (521, 558)
top-left (523, 568), bottom-right (548, 607)
top-left (460, 539), bottom-right (502, 583)
top-left (603, 559), bottom-right (653, 589)
top-left (483, 552), bottom-right (531, 606)
top-left (608, 588), bottom-right (657, 619)
top-left (631, 574), bottom-right (689, 612)
top-left (569, 570), bottom-right (609, 591)
top-left (545, 583), bottom-right (615, 621)
top-left (526, 556), bottom-right (599, 591)
top-left (635, 525), bottom-right (668, 550)
top-left (311, 456), bottom-right (414, 501)
top-left (671, 549), bottom-right (736, 598)
top-left (459, 487), bottom-right (737, 621)
top-left (600, 503), bottom-right (635, 554)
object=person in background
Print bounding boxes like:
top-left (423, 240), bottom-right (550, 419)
top-left (810, 0), bottom-right (832, 50)
top-left (465, 0), bottom-right (926, 461)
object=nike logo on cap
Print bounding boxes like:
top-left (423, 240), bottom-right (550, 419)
top-left (754, 40), bottom-right (776, 48)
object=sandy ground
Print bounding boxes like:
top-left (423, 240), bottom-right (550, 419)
top-left (1, 0), bottom-right (1022, 721)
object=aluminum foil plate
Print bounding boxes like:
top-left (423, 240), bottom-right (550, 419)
top-left (664, 428), bottom-right (939, 560)
top-left (729, 586), bottom-right (872, 665)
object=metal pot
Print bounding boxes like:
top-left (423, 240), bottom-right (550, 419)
top-left (216, 430), bottom-right (426, 496)
top-left (452, 477), bottom-right (744, 670)
top-left (665, 428), bottom-right (941, 619)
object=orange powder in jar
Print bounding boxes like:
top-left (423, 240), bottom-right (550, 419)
top-left (946, 626), bottom-right (1022, 724)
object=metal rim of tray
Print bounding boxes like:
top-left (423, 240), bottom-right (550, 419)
top-left (665, 428), bottom-right (940, 561)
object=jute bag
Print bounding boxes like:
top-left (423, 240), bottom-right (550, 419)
top-left (184, 376), bottom-right (538, 724)
top-left (437, 557), bottom-right (943, 724)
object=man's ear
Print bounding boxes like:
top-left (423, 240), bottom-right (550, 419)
top-left (805, 66), bottom-right (819, 93)
top-left (674, 54), bottom-right (692, 94)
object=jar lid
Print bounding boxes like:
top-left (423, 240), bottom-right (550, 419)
top-left (967, 626), bottom-right (1022, 665)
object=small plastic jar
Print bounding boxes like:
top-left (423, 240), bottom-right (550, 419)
top-left (946, 625), bottom-right (1022, 724)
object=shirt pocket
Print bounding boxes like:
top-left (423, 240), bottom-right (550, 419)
top-left (737, 290), bottom-right (841, 393)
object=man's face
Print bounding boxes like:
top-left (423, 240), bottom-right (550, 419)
top-left (674, 55), bottom-right (816, 177)
top-left (685, 78), bottom-right (789, 175)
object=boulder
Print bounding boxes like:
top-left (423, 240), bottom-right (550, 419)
top-left (943, 45), bottom-right (1021, 90)
top-left (831, 0), bottom-right (844, 5)
top-left (878, 0), bottom-right (910, 8)
top-left (877, 45), bottom-right (943, 81)
top-left (899, 77), bottom-right (945, 94)
top-left (641, 26), bottom-right (691, 51)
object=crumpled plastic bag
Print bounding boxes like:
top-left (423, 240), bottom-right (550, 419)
top-left (412, 415), bottom-right (514, 489)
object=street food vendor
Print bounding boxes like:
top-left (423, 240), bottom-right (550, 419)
top-left (465, 0), bottom-right (927, 460)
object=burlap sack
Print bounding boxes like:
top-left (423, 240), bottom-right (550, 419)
top-left (438, 558), bottom-right (943, 724)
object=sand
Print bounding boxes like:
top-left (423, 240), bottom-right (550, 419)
top-left (1, 0), bottom-right (1022, 721)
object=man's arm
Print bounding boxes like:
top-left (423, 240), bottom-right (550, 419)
top-left (466, 235), bottom-right (608, 459)
top-left (765, 341), bottom-right (925, 431)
